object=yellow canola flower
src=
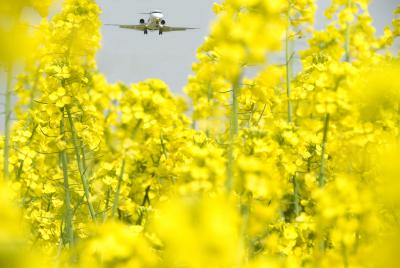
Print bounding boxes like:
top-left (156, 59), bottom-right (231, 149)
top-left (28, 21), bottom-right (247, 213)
top-left (151, 195), bottom-right (241, 268)
top-left (352, 62), bottom-right (400, 123)
top-left (0, 0), bottom-right (53, 63)
top-left (0, 180), bottom-right (50, 268)
top-left (76, 221), bottom-right (158, 267)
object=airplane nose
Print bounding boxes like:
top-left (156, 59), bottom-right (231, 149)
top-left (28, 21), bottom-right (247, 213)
top-left (154, 13), bottom-right (163, 19)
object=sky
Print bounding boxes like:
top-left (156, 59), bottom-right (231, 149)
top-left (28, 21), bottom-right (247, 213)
top-left (97, 0), bottom-right (399, 94)
top-left (97, 0), bottom-right (216, 95)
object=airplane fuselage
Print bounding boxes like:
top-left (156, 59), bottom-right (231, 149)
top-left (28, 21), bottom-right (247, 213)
top-left (143, 10), bottom-right (165, 31)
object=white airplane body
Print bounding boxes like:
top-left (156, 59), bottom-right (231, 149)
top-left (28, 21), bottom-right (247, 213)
top-left (106, 10), bottom-right (197, 35)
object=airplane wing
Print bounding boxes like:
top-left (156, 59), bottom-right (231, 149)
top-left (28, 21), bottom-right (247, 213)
top-left (161, 26), bottom-right (198, 32)
top-left (104, 24), bottom-right (146, 31)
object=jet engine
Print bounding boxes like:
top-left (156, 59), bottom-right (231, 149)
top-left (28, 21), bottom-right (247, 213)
top-left (140, 18), bottom-right (145, 24)
top-left (160, 19), bottom-right (166, 25)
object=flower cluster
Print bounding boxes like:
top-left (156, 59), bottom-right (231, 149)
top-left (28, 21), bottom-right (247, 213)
top-left (1, 0), bottom-right (400, 267)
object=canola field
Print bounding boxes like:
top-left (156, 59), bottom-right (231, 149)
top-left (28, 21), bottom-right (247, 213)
top-left (1, 0), bottom-right (400, 267)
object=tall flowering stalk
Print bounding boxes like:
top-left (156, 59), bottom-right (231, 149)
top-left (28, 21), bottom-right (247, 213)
top-left (60, 107), bottom-right (73, 245)
top-left (9, 0), bottom-right (103, 243)
top-left (187, 0), bottom-right (286, 193)
top-left (285, 0), bottom-right (316, 215)
top-left (0, 0), bottom-right (53, 180)
top-left (66, 106), bottom-right (96, 220)
top-left (318, 0), bottom-right (352, 188)
top-left (3, 64), bottom-right (13, 178)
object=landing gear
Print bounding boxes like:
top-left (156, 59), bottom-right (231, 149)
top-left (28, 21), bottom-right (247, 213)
top-left (159, 30), bottom-right (163, 35)
top-left (144, 29), bottom-right (148, 35)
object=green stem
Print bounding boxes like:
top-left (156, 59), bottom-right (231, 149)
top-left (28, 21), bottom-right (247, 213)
top-left (102, 187), bottom-right (111, 223)
top-left (255, 104), bottom-right (266, 126)
top-left (342, 242), bottom-right (349, 268)
top-left (344, 27), bottom-right (350, 62)
top-left (206, 83), bottom-right (212, 137)
top-left (231, 78), bottom-right (240, 135)
top-left (247, 103), bottom-right (255, 128)
top-left (318, 113), bottom-right (330, 187)
top-left (65, 106), bottom-right (96, 221)
top-left (286, 13), bottom-right (293, 123)
top-left (286, 6), bottom-right (300, 216)
top-left (191, 119), bottom-right (196, 130)
top-left (81, 146), bottom-right (88, 175)
top-left (54, 221), bottom-right (64, 268)
top-left (160, 132), bottom-right (168, 159)
top-left (60, 108), bottom-right (74, 246)
top-left (112, 159), bottom-right (126, 219)
top-left (292, 175), bottom-right (300, 216)
top-left (226, 147), bottom-right (235, 192)
top-left (109, 119), bottom-right (141, 220)
top-left (136, 186), bottom-right (151, 225)
top-left (318, 1), bottom-right (351, 188)
top-left (226, 75), bottom-right (241, 193)
top-left (4, 63), bottom-right (13, 179)
top-left (344, 0), bottom-right (351, 62)
top-left (132, 119), bottom-right (142, 138)
top-left (237, 197), bottom-right (250, 267)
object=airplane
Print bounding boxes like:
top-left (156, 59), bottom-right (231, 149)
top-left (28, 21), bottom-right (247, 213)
top-left (105, 10), bottom-right (197, 35)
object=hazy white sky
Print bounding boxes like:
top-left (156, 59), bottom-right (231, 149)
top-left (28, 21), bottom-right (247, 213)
top-left (97, 0), bottom-right (215, 95)
top-left (97, 0), bottom-right (399, 94)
